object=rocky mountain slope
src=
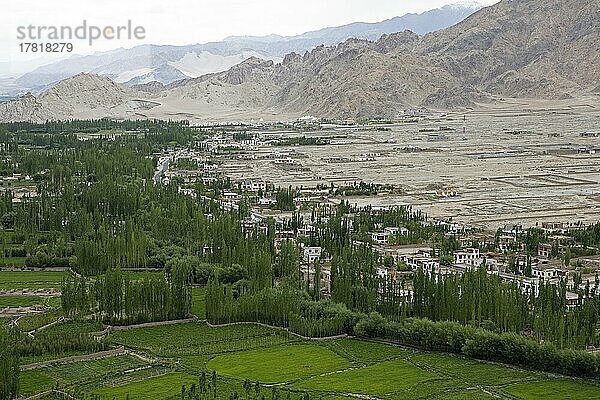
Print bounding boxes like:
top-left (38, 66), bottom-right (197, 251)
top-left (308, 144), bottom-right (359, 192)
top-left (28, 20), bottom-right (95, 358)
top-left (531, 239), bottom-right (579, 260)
top-left (1, 0), bottom-right (598, 122)
top-left (0, 74), bottom-right (155, 122)
top-left (416, 0), bottom-right (600, 100)
top-left (165, 0), bottom-right (598, 118)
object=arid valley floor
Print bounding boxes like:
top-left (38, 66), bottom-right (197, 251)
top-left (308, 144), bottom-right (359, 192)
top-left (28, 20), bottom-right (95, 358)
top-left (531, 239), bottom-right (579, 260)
top-left (202, 97), bottom-right (600, 231)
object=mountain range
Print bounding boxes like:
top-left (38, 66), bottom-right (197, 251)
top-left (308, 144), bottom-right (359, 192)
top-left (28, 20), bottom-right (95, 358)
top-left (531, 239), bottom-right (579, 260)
top-left (1, 0), bottom-right (598, 122)
top-left (5, 2), bottom-right (483, 97)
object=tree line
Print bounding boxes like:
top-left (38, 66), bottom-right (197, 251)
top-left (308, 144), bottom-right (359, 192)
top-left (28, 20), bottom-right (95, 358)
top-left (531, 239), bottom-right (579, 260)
top-left (355, 312), bottom-right (600, 379)
top-left (62, 266), bottom-right (191, 325)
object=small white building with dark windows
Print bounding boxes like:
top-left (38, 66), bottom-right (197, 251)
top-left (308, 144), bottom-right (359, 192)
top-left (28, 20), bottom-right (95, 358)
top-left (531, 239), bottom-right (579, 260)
top-left (303, 246), bottom-right (322, 263)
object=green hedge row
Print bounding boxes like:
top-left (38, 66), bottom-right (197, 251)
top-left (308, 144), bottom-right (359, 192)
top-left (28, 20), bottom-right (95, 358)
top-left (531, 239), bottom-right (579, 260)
top-left (354, 313), bottom-right (600, 379)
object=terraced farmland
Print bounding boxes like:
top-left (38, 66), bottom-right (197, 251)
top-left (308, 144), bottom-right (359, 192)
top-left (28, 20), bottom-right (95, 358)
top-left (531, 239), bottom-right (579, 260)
top-left (92, 372), bottom-right (198, 400)
top-left (108, 321), bottom-right (299, 357)
top-left (0, 296), bottom-right (48, 308)
top-left (207, 343), bottom-right (350, 383)
top-left (505, 380), bottom-right (600, 400)
top-left (19, 355), bottom-right (150, 396)
top-left (42, 319), bottom-right (104, 335)
top-left (101, 329), bottom-right (600, 400)
top-left (16, 310), bottom-right (63, 331)
top-left (4, 270), bottom-right (599, 400)
top-left (0, 270), bottom-right (66, 289)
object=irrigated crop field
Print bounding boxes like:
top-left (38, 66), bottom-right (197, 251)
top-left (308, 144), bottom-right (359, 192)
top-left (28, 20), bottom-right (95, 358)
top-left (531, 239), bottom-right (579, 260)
top-left (191, 287), bottom-right (206, 318)
top-left (0, 296), bottom-right (48, 308)
top-left (3, 270), bottom-right (600, 400)
top-left (0, 270), bottom-right (66, 289)
top-left (102, 324), bottom-right (600, 399)
top-left (207, 344), bottom-right (350, 383)
top-left (93, 372), bottom-right (198, 400)
top-left (19, 355), bottom-right (150, 396)
top-left (109, 321), bottom-right (299, 357)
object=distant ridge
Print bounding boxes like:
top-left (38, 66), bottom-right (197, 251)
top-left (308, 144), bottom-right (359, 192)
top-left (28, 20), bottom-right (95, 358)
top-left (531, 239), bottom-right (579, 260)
top-left (6, 2), bottom-right (483, 97)
top-left (2, 0), bottom-right (598, 122)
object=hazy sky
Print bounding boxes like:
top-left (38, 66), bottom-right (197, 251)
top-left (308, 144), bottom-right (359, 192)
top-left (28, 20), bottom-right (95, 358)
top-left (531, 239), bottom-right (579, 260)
top-left (1, 0), bottom-right (500, 71)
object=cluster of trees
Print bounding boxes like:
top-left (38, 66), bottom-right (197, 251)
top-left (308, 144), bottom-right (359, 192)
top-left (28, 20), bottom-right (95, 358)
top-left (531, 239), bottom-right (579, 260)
top-left (274, 188), bottom-right (297, 211)
top-left (572, 222), bottom-right (600, 248)
top-left (330, 182), bottom-right (396, 197)
top-left (74, 222), bottom-right (149, 275)
top-left (330, 245), bottom-right (378, 312)
top-left (178, 371), bottom-right (306, 400)
top-left (286, 204), bottom-right (442, 314)
top-left (24, 252), bottom-right (71, 268)
top-left (492, 225), bottom-right (600, 265)
top-left (1, 120), bottom-right (277, 276)
top-left (181, 371), bottom-right (218, 400)
top-left (0, 327), bottom-right (19, 400)
top-left (411, 267), bottom-right (529, 331)
top-left (0, 119), bottom-right (195, 142)
top-left (232, 131), bottom-right (255, 142)
top-left (295, 200), bottom-right (600, 350)
top-left (298, 203), bottom-right (443, 254)
top-left (0, 194), bottom-right (13, 230)
top-left (172, 158), bottom-right (200, 170)
top-left (410, 267), bottom-right (599, 349)
top-left (167, 257), bottom-right (248, 286)
top-left (263, 201), bottom-right (600, 351)
top-left (355, 312), bottom-right (600, 379)
top-left (16, 331), bottom-right (106, 358)
top-left (62, 267), bottom-right (191, 324)
top-left (206, 282), bottom-right (357, 338)
top-left (352, 205), bottom-right (443, 245)
top-left (0, 246), bottom-right (25, 259)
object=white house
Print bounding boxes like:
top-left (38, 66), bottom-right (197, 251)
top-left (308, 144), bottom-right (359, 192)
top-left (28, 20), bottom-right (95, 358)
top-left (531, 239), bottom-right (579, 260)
top-left (454, 248), bottom-right (480, 266)
top-left (531, 267), bottom-right (565, 280)
top-left (385, 226), bottom-right (409, 236)
top-left (242, 180), bottom-right (267, 192)
top-left (402, 254), bottom-right (440, 273)
top-left (371, 227), bottom-right (408, 245)
top-left (258, 198), bottom-right (276, 206)
top-left (371, 231), bottom-right (390, 245)
top-left (303, 247), bottom-right (322, 263)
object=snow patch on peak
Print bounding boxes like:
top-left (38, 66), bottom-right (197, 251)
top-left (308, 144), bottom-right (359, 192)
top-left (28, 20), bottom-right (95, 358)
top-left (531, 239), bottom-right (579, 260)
top-left (447, 0), bottom-right (489, 9)
top-left (169, 51), bottom-right (282, 78)
top-left (115, 68), bottom-right (155, 83)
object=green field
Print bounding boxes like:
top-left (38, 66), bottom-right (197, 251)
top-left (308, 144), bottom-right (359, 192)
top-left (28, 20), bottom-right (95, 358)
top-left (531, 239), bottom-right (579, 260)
top-left (409, 350), bottom-right (535, 386)
top-left (16, 310), bottom-right (62, 330)
top-left (506, 380), bottom-right (600, 399)
top-left (92, 372), bottom-right (196, 400)
top-left (295, 358), bottom-right (438, 396)
top-left (0, 270), bottom-right (66, 289)
top-left (207, 343), bottom-right (349, 383)
top-left (20, 355), bottom-right (148, 396)
top-left (109, 321), bottom-right (298, 357)
top-left (19, 369), bottom-right (56, 395)
top-left (42, 319), bottom-right (104, 335)
top-left (0, 296), bottom-right (48, 308)
top-left (191, 287), bottom-right (206, 318)
top-left (324, 338), bottom-right (408, 363)
top-left (14, 322), bottom-right (600, 400)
